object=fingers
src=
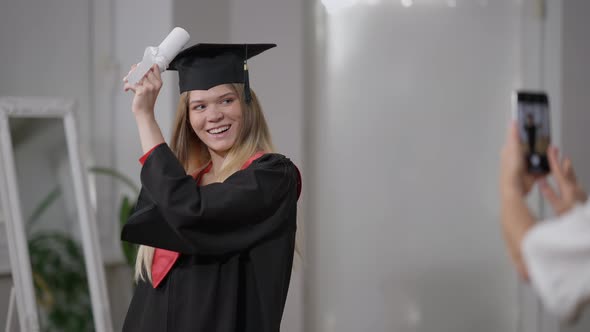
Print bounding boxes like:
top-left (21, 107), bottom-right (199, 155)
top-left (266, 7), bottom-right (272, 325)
top-left (140, 81), bottom-right (153, 94)
top-left (547, 146), bottom-right (567, 186)
top-left (539, 178), bottom-right (562, 212)
top-left (125, 76), bottom-right (145, 94)
top-left (127, 68), bottom-right (161, 96)
top-left (123, 82), bottom-right (136, 93)
top-left (123, 63), bottom-right (139, 83)
top-left (562, 157), bottom-right (587, 203)
top-left (501, 121), bottom-right (520, 160)
top-left (152, 64), bottom-right (162, 80)
top-left (145, 68), bottom-right (162, 87)
top-left (123, 63), bottom-right (163, 94)
top-left (123, 63), bottom-right (141, 93)
top-left (563, 157), bottom-right (578, 183)
top-left (141, 76), bottom-right (155, 93)
top-left (140, 67), bottom-right (162, 93)
top-left (506, 121), bottom-right (525, 161)
top-left (505, 121), bottom-right (519, 146)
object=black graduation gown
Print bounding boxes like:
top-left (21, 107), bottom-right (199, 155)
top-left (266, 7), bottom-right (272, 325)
top-left (120, 144), bottom-right (299, 332)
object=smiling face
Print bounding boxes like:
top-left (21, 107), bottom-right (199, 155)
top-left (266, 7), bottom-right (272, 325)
top-left (188, 84), bottom-right (243, 158)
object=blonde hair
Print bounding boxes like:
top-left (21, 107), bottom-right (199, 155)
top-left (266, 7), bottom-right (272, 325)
top-left (135, 84), bottom-right (280, 282)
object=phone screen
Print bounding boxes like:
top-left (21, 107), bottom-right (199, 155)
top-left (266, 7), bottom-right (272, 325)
top-left (515, 91), bottom-right (551, 174)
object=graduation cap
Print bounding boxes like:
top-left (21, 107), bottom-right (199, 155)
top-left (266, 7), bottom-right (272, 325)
top-left (168, 43), bottom-right (276, 103)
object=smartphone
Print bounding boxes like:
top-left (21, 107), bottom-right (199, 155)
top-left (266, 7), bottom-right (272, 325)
top-left (512, 90), bottom-right (551, 175)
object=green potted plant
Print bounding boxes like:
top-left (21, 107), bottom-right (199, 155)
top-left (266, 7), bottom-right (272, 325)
top-left (27, 187), bottom-right (94, 332)
top-left (27, 166), bottom-right (140, 331)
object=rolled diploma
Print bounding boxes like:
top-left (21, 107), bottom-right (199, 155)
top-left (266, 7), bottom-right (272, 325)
top-left (126, 27), bottom-right (190, 85)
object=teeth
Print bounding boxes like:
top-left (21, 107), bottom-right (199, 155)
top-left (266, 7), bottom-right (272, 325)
top-left (208, 125), bottom-right (230, 134)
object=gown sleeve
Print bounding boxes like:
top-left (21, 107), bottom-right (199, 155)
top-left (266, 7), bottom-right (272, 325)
top-left (138, 143), bottom-right (165, 165)
top-left (121, 144), bottom-right (300, 256)
top-left (522, 201), bottom-right (590, 322)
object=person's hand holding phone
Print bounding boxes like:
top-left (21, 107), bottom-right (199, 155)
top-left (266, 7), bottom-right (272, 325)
top-left (538, 146), bottom-right (588, 216)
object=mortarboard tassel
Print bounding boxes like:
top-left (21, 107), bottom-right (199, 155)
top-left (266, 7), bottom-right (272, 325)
top-left (243, 44), bottom-right (252, 104)
top-left (244, 60), bottom-right (252, 104)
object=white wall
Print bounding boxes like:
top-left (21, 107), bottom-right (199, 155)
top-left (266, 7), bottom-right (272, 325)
top-left (560, 0), bottom-right (590, 331)
top-left (561, 0), bottom-right (590, 196)
top-left (307, 1), bottom-right (525, 331)
top-left (174, 0), bottom-right (231, 43)
top-left (0, 0), bottom-right (92, 138)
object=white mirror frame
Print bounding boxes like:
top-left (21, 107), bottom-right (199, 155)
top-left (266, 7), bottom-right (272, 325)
top-left (0, 97), bottom-right (113, 332)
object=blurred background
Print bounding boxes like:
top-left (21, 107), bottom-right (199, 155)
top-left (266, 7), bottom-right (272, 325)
top-left (0, 0), bottom-right (589, 331)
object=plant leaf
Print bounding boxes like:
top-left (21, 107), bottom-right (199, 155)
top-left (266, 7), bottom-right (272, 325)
top-left (27, 187), bottom-right (62, 231)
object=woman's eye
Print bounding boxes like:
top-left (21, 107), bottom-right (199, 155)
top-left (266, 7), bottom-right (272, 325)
top-left (221, 98), bottom-right (234, 105)
top-left (192, 104), bottom-right (206, 111)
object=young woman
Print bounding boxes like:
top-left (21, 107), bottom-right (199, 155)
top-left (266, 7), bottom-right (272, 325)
top-left (121, 43), bottom-right (301, 332)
